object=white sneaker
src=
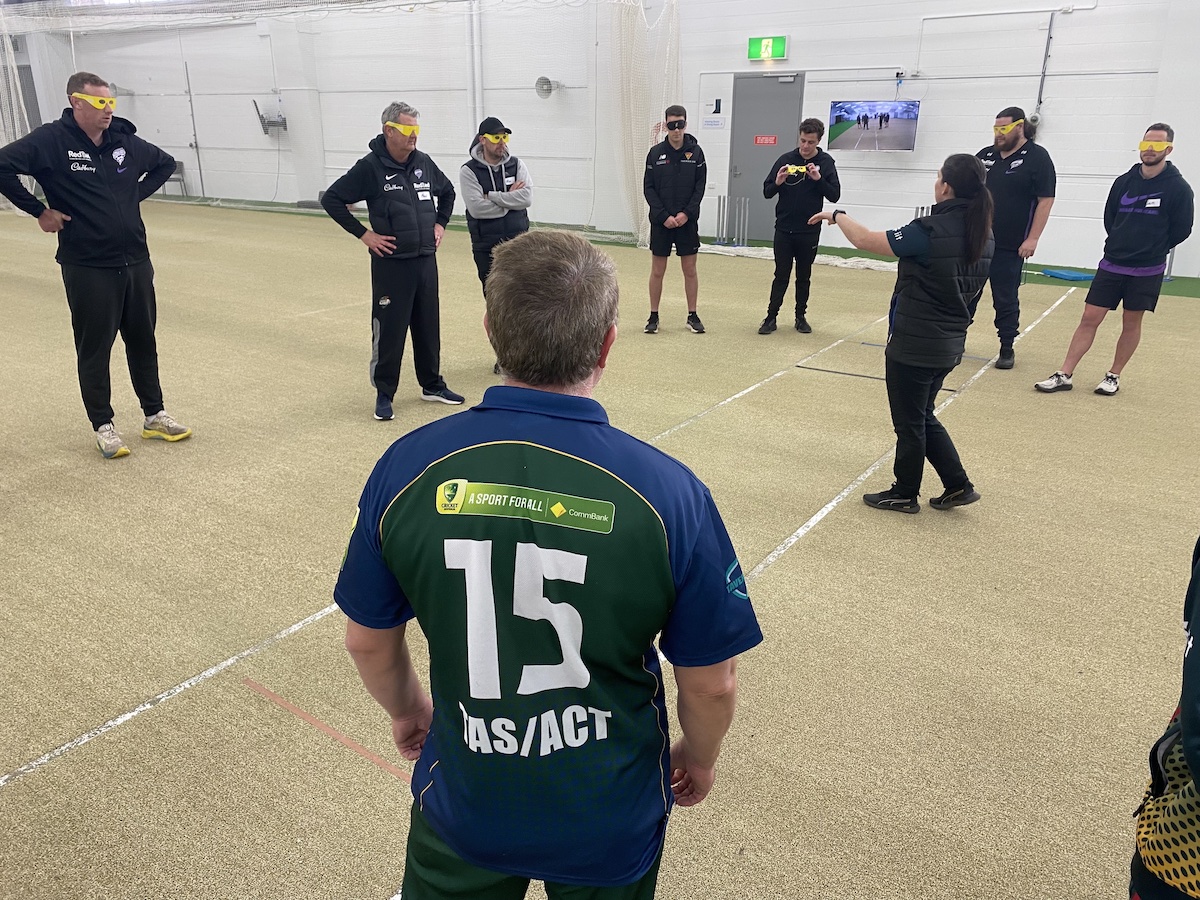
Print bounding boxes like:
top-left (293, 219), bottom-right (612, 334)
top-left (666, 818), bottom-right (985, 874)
top-left (96, 423), bottom-right (130, 459)
top-left (1034, 372), bottom-right (1073, 393)
top-left (1095, 372), bottom-right (1120, 396)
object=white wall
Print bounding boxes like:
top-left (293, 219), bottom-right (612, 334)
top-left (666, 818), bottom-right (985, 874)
top-left (682, 0), bottom-right (1198, 274)
top-left (15, 0), bottom-right (1198, 273)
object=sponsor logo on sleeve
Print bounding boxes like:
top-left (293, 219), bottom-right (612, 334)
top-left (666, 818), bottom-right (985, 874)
top-left (725, 560), bottom-right (748, 600)
top-left (435, 479), bottom-right (615, 534)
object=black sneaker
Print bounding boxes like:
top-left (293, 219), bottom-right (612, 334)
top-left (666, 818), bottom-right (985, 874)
top-left (929, 484), bottom-right (981, 510)
top-left (758, 317), bottom-right (777, 335)
top-left (421, 387), bottom-right (465, 405)
top-left (996, 346), bottom-right (1015, 369)
top-left (686, 312), bottom-right (705, 334)
top-left (644, 313), bottom-right (659, 334)
top-left (795, 315), bottom-right (812, 333)
top-left (863, 486), bottom-right (919, 514)
top-left (374, 394), bottom-right (394, 421)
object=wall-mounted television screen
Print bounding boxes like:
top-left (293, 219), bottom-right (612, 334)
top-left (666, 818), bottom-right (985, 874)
top-left (827, 100), bottom-right (921, 151)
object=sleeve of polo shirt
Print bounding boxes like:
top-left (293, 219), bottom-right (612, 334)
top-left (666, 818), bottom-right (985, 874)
top-left (1035, 148), bottom-right (1056, 198)
top-left (659, 490), bottom-right (763, 667)
top-left (334, 475), bottom-right (414, 630)
top-left (886, 221), bottom-right (931, 258)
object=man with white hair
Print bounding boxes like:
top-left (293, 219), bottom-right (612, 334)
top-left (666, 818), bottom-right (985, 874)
top-left (322, 101), bottom-right (462, 421)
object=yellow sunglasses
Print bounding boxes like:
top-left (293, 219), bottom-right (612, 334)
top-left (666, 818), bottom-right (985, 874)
top-left (993, 119), bottom-right (1023, 135)
top-left (385, 121), bottom-right (420, 137)
top-left (1139, 140), bottom-right (1172, 152)
top-left (482, 133), bottom-right (510, 144)
top-left (72, 92), bottom-right (116, 111)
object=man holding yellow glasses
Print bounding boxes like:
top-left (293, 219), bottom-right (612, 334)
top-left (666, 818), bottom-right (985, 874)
top-left (1036, 124), bottom-right (1193, 398)
top-left (976, 106), bottom-right (1057, 370)
top-left (0, 71), bottom-right (191, 459)
top-left (322, 101), bottom-right (462, 420)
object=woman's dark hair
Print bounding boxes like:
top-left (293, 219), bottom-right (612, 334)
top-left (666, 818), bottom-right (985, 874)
top-left (940, 153), bottom-right (993, 264)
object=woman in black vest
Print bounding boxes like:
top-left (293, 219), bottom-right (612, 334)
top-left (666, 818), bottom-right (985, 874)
top-left (810, 154), bottom-right (994, 513)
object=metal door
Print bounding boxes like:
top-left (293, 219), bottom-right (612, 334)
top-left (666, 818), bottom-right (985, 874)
top-left (728, 73), bottom-right (804, 242)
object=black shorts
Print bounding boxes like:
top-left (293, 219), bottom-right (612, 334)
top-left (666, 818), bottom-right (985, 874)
top-left (649, 221), bottom-right (700, 257)
top-left (1084, 267), bottom-right (1164, 312)
top-left (1130, 849), bottom-right (1193, 899)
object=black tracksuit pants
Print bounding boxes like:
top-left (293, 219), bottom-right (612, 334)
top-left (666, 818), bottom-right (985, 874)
top-left (885, 357), bottom-right (970, 498)
top-left (767, 229), bottom-right (820, 319)
top-left (60, 260), bottom-right (164, 430)
top-left (972, 247), bottom-right (1022, 346)
top-left (370, 254), bottom-right (446, 400)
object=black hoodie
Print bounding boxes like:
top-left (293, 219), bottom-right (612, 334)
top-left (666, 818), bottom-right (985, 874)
top-left (0, 109), bottom-right (175, 267)
top-left (762, 147), bottom-right (841, 234)
top-left (321, 135), bottom-right (455, 260)
top-left (1102, 161), bottom-right (1193, 267)
top-left (643, 134), bottom-right (706, 226)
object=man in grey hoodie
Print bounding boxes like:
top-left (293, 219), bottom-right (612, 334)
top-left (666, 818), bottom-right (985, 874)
top-left (459, 116), bottom-right (533, 293)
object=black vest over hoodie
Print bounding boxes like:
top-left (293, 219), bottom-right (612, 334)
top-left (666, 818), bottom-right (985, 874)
top-left (464, 155), bottom-right (530, 252)
top-left (887, 199), bottom-right (994, 369)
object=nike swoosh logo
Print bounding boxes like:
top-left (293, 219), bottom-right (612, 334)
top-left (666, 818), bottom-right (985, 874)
top-left (117, 167), bottom-right (127, 173)
top-left (386, 174), bottom-right (398, 180)
top-left (1120, 191), bottom-right (1161, 206)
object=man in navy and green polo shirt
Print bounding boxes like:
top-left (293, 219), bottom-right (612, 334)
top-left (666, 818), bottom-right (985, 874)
top-left (335, 229), bottom-right (762, 899)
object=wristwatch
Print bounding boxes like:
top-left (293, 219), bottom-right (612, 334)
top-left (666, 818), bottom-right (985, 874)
top-left (831, 209), bottom-right (846, 224)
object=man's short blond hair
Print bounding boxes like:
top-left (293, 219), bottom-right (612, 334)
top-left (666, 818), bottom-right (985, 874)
top-left (486, 231), bottom-right (619, 388)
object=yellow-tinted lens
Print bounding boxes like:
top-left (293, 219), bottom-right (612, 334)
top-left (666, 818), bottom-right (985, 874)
top-left (71, 92), bottom-right (116, 111)
top-left (993, 119), bottom-right (1023, 135)
top-left (482, 133), bottom-right (509, 144)
top-left (385, 121), bottom-right (420, 137)
top-left (1139, 140), bottom-right (1172, 152)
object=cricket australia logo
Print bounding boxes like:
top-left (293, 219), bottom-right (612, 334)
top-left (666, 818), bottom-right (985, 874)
top-left (437, 479), bottom-right (468, 514)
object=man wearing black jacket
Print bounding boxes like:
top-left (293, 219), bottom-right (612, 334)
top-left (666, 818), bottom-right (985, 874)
top-left (0, 71), bottom-right (191, 459)
top-left (1035, 124), bottom-right (1193, 397)
top-left (643, 105), bottom-right (706, 335)
top-left (322, 101), bottom-right (462, 421)
top-left (759, 119), bottom-right (841, 335)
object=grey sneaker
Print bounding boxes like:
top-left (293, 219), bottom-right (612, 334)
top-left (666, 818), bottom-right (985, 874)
top-left (1034, 372), bottom-right (1073, 393)
top-left (686, 312), bottom-right (705, 334)
top-left (96, 423), bottom-right (130, 459)
top-left (142, 411), bottom-right (192, 441)
top-left (644, 313), bottom-right (659, 334)
top-left (1095, 372), bottom-right (1120, 395)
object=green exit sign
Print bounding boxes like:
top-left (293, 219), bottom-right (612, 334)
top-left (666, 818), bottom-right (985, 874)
top-left (748, 36), bottom-right (788, 60)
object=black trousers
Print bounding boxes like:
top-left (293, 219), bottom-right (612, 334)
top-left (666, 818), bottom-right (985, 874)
top-left (60, 260), bottom-right (164, 430)
top-left (370, 254), bottom-right (445, 400)
top-left (472, 247), bottom-right (494, 291)
top-left (767, 229), bottom-right (820, 318)
top-left (885, 357), bottom-right (969, 498)
top-left (972, 247), bottom-right (1022, 345)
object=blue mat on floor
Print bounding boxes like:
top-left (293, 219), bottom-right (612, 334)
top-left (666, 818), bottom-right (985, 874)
top-left (1041, 268), bottom-right (1093, 281)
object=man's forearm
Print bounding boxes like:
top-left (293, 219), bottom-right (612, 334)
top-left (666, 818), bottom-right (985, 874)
top-left (348, 631), bottom-right (425, 720)
top-left (676, 679), bottom-right (737, 768)
top-left (1028, 197), bottom-right (1054, 241)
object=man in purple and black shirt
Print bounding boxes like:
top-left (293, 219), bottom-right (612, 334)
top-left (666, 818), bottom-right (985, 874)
top-left (1035, 124), bottom-right (1193, 397)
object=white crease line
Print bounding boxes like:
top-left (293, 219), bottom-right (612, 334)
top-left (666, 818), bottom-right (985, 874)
top-left (746, 288), bottom-right (1076, 582)
top-left (289, 301), bottom-right (361, 318)
top-left (650, 314), bottom-right (888, 444)
top-left (0, 604), bottom-right (339, 790)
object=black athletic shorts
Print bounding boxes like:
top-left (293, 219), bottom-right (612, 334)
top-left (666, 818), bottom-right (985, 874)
top-left (649, 221), bottom-right (700, 257)
top-left (1130, 849), bottom-right (1193, 899)
top-left (1084, 267), bottom-right (1164, 312)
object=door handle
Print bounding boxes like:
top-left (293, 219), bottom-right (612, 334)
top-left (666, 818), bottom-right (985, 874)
top-left (732, 166), bottom-right (741, 177)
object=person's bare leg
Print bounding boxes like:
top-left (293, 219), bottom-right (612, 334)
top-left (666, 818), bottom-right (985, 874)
top-left (680, 254), bottom-right (699, 313)
top-left (648, 255), bottom-right (669, 313)
top-left (1110, 308), bottom-right (1146, 375)
top-left (1061, 303), bottom-right (1110, 374)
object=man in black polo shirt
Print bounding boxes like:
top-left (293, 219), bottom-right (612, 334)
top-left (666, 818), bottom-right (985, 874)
top-left (643, 105), bottom-right (706, 335)
top-left (976, 106), bottom-right (1056, 369)
top-left (759, 118), bottom-right (841, 335)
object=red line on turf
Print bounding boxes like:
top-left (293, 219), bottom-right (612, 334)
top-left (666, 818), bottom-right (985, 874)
top-left (243, 678), bottom-right (411, 783)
